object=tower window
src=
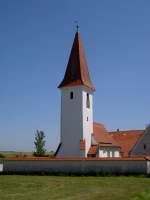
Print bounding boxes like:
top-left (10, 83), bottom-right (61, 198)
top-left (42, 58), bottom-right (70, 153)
top-left (86, 93), bottom-right (90, 108)
top-left (70, 92), bottom-right (73, 99)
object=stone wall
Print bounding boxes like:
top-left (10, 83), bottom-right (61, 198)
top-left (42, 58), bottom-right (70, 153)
top-left (3, 158), bottom-right (150, 175)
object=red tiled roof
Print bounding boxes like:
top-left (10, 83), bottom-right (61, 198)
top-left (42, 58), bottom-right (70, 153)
top-left (88, 145), bottom-right (98, 155)
top-left (99, 143), bottom-right (120, 147)
top-left (110, 130), bottom-right (144, 157)
top-left (58, 32), bottom-right (95, 90)
top-left (80, 139), bottom-right (85, 150)
top-left (93, 123), bottom-right (120, 147)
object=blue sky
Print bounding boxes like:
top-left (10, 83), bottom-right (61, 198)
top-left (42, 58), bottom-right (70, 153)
top-left (0, 0), bottom-right (150, 152)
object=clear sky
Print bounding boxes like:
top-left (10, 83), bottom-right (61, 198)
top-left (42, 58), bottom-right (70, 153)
top-left (0, 0), bottom-right (150, 152)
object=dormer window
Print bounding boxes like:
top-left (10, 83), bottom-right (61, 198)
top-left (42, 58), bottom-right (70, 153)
top-left (86, 93), bottom-right (90, 108)
top-left (70, 92), bottom-right (73, 99)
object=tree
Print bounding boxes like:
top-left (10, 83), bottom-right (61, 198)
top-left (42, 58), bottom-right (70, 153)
top-left (34, 130), bottom-right (46, 157)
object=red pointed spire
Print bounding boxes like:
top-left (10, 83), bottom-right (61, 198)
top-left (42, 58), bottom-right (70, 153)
top-left (58, 32), bottom-right (95, 90)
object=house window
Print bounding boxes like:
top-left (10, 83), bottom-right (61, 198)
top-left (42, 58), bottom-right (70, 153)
top-left (144, 144), bottom-right (146, 150)
top-left (70, 92), bottom-right (73, 99)
top-left (86, 93), bottom-right (90, 108)
top-left (87, 117), bottom-right (88, 121)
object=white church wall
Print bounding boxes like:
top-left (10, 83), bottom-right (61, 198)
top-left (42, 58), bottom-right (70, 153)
top-left (3, 159), bottom-right (150, 175)
top-left (57, 86), bottom-right (93, 157)
top-left (58, 86), bottom-right (83, 157)
top-left (82, 87), bottom-right (93, 156)
top-left (98, 147), bottom-right (120, 158)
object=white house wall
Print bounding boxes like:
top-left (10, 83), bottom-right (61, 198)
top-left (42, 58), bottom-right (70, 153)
top-left (98, 147), bottom-right (120, 158)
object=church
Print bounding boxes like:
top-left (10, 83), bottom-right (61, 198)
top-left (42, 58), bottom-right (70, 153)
top-left (55, 30), bottom-right (150, 158)
top-left (1, 30), bottom-right (150, 177)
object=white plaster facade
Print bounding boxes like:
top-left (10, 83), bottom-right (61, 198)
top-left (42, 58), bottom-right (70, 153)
top-left (57, 86), bottom-right (93, 157)
top-left (97, 147), bottom-right (120, 158)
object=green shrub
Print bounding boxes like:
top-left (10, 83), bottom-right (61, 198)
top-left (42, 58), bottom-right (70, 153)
top-left (0, 153), bottom-right (5, 158)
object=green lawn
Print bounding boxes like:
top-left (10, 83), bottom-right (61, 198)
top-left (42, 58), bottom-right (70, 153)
top-left (0, 175), bottom-right (150, 200)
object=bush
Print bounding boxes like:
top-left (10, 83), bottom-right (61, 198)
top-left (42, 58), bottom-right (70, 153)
top-left (0, 153), bottom-right (5, 158)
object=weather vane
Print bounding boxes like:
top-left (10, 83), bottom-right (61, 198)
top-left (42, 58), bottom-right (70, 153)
top-left (74, 21), bottom-right (79, 32)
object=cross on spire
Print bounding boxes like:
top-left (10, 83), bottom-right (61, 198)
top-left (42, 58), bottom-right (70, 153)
top-left (74, 21), bottom-right (79, 32)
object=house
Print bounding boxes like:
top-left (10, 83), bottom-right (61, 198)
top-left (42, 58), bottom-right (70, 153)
top-left (55, 30), bottom-right (149, 158)
top-left (130, 125), bottom-right (150, 156)
top-left (88, 123), bottom-right (121, 158)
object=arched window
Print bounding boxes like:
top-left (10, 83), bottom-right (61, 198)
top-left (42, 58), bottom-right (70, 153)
top-left (86, 93), bottom-right (90, 108)
top-left (70, 92), bottom-right (73, 99)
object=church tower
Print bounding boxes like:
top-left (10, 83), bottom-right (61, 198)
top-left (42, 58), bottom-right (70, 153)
top-left (57, 31), bottom-right (95, 157)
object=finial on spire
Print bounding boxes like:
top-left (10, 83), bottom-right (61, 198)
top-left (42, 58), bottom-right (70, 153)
top-left (74, 21), bottom-right (79, 32)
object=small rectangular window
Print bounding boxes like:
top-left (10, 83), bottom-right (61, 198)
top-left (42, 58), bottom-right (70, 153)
top-left (86, 93), bottom-right (90, 108)
top-left (70, 92), bottom-right (73, 99)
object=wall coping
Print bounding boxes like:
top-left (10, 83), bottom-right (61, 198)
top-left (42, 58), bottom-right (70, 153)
top-left (4, 156), bottom-right (150, 161)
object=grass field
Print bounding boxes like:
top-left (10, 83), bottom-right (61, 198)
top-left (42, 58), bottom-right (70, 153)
top-left (0, 151), bottom-right (33, 157)
top-left (0, 151), bottom-right (54, 158)
top-left (0, 175), bottom-right (150, 200)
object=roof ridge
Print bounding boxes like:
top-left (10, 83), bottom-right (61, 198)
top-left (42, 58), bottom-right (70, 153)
top-left (109, 130), bottom-right (144, 134)
top-left (93, 122), bottom-right (105, 126)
